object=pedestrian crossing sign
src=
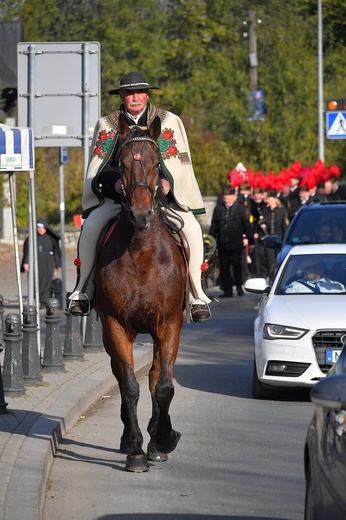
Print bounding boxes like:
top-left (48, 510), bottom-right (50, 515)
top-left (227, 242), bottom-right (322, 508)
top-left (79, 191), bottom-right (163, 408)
top-left (326, 111), bottom-right (346, 139)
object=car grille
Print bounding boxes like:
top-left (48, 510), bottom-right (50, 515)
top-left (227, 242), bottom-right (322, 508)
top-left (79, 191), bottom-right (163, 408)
top-left (312, 330), bottom-right (346, 374)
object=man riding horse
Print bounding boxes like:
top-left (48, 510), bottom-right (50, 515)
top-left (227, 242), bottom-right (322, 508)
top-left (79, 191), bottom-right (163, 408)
top-left (67, 71), bottom-right (211, 322)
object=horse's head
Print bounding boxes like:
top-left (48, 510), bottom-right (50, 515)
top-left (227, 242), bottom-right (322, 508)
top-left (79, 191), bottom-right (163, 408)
top-left (119, 116), bottom-right (161, 231)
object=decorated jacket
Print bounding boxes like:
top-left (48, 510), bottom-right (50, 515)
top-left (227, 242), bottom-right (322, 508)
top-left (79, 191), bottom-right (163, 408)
top-left (82, 103), bottom-right (206, 216)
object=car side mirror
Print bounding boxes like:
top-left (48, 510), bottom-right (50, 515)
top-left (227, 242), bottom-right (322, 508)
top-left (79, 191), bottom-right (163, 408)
top-left (310, 375), bottom-right (346, 409)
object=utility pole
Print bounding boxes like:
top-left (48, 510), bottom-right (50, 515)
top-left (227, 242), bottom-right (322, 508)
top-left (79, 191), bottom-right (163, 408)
top-left (249, 10), bottom-right (258, 91)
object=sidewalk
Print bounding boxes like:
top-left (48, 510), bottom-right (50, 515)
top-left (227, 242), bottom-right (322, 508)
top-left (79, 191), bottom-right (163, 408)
top-left (0, 243), bottom-right (153, 520)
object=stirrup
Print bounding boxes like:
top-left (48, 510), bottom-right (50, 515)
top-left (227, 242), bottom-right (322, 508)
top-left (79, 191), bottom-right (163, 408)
top-left (66, 293), bottom-right (90, 317)
top-left (190, 298), bottom-right (211, 323)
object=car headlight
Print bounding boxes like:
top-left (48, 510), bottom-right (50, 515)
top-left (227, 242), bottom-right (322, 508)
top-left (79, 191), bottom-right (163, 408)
top-left (263, 323), bottom-right (308, 340)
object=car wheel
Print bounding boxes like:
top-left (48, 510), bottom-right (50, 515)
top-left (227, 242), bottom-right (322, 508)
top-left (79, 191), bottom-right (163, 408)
top-left (252, 358), bottom-right (274, 399)
top-left (304, 465), bottom-right (316, 520)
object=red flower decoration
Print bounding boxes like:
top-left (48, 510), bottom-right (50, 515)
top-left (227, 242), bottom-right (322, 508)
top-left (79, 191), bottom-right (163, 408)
top-left (157, 128), bottom-right (180, 160)
top-left (93, 130), bottom-right (115, 158)
top-left (200, 262), bottom-right (209, 272)
top-left (162, 129), bottom-right (174, 140)
top-left (167, 145), bottom-right (178, 157)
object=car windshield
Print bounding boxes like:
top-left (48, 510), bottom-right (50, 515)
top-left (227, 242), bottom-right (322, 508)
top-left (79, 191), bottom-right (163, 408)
top-left (276, 254), bottom-right (346, 295)
top-left (285, 209), bottom-right (346, 245)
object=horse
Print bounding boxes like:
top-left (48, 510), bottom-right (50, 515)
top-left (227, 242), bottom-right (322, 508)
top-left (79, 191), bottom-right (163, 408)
top-left (94, 116), bottom-right (186, 472)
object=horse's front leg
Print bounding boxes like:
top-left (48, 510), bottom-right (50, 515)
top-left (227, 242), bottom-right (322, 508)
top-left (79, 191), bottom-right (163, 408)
top-left (147, 327), bottom-right (181, 462)
top-left (102, 320), bottom-right (149, 472)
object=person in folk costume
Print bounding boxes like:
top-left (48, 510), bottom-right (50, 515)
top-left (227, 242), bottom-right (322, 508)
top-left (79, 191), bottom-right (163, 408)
top-left (22, 218), bottom-right (62, 308)
top-left (277, 169), bottom-right (300, 222)
top-left (260, 190), bottom-right (289, 279)
top-left (250, 181), bottom-right (270, 278)
top-left (324, 164), bottom-right (345, 201)
top-left (66, 71), bottom-right (211, 322)
top-left (287, 160), bottom-right (303, 219)
top-left (303, 176), bottom-right (327, 205)
top-left (209, 186), bottom-right (254, 298)
top-left (228, 163), bottom-right (255, 281)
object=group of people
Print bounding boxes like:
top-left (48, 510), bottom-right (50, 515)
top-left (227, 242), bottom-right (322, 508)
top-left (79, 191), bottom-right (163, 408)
top-left (209, 184), bottom-right (290, 296)
top-left (207, 162), bottom-right (346, 297)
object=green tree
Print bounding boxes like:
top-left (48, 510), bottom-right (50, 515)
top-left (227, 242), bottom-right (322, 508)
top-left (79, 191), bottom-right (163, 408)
top-left (1, 0), bottom-right (345, 218)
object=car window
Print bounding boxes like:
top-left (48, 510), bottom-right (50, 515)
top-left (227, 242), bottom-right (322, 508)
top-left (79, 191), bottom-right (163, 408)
top-left (276, 254), bottom-right (346, 294)
top-left (285, 209), bottom-right (346, 245)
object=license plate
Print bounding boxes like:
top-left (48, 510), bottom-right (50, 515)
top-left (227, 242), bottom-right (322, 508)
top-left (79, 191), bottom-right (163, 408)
top-left (325, 349), bottom-right (341, 364)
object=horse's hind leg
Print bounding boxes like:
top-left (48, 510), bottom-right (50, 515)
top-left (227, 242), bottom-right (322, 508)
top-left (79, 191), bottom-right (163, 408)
top-left (147, 334), bottom-right (181, 462)
top-left (103, 324), bottom-right (149, 472)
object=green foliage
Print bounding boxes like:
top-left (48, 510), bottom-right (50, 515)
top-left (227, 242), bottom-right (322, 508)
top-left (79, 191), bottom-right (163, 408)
top-left (1, 0), bottom-right (345, 221)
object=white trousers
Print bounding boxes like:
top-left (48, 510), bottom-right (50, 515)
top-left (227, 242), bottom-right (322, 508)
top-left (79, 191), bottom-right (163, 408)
top-left (70, 198), bottom-right (211, 304)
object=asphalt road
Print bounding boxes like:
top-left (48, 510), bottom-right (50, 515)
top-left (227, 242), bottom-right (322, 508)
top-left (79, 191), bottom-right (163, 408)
top-left (42, 291), bottom-right (315, 520)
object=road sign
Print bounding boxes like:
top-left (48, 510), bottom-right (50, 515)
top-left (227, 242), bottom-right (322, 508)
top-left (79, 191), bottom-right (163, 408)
top-left (17, 42), bottom-right (100, 147)
top-left (326, 111), bottom-right (346, 139)
top-left (0, 124), bottom-right (35, 171)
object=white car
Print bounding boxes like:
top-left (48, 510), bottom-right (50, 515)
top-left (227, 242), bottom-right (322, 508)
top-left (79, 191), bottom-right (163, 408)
top-left (245, 244), bottom-right (346, 399)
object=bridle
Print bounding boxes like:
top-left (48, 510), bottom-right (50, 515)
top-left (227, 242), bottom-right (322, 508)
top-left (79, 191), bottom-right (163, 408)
top-left (120, 134), bottom-right (160, 212)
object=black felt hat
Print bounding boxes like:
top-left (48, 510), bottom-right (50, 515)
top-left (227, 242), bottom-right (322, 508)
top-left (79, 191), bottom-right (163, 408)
top-left (109, 72), bottom-right (159, 95)
top-left (223, 186), bottom-right (236, 195)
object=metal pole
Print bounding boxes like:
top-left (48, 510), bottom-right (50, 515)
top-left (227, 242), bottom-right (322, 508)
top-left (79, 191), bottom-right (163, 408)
top-left (249, 10), bottom-right (258, 91)
top-left (59, 149), bottom-right (67, 301)
top-left (8, 172), bottom-right (23, 318)
top-left (28, 44), bottom-right (40, 353)
top-left (28, 44), bottom-right (39, 311)
top-left (82, 42), bottom-right (90, 178)
top-left (317, 0), bottom-right (324, 161)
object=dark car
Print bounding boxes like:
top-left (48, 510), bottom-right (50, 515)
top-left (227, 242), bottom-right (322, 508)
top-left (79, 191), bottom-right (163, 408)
top-left (265, 202), bottom-right (346, 271)
top-left (304, 343), bottom-right (346, 519)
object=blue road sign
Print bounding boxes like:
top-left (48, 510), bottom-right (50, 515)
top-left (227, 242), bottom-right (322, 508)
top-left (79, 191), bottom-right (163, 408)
top-left (326, 111), bottom-right (346, 139)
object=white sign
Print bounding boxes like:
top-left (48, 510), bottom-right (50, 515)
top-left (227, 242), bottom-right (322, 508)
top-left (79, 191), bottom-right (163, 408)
top-left (17, 42), bottom-right (100, 147)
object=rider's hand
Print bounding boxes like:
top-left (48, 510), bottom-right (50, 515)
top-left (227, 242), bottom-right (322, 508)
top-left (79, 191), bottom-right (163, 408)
top-left (161, 178), bottom-right (171, 195)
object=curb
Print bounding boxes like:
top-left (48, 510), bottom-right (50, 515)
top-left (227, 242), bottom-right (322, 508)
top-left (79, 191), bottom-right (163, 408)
top-left (3, 343), bottom-right (153, 520)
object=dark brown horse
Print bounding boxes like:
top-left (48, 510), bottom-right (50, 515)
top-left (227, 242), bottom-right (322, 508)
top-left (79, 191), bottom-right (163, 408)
top-left (94, 116), bottom-right (186, 472)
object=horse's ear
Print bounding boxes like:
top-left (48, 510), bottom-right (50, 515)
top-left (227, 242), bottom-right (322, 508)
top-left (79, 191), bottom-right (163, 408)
top-left (149, 116), bottom-right (162, 141)
top-left (118, 113), bottom-right (131, 139)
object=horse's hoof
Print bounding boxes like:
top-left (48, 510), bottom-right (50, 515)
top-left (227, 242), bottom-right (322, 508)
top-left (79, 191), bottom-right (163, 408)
top-left (147, 441), bottom-right (168, 462)
top-left (125, 454), bottom-right (149, 473)
top-left (156, 430), bottom-right (181, 454)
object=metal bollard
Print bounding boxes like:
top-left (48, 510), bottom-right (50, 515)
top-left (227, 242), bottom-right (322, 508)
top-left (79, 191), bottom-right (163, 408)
top-left (83, 308), bottom-right (104, 352)
top-left (22, 305), bottom-right (42, 384)
top-left (42, 298), bottom-right (65, 372)
top-left (51, 278), bottom-right (63, 308)
top-left (3, 313), bottom-right (26, 396)
top-left (0, 347), bottom-right (9, 413)
top-left (64, 312), bottom-right (84, 360)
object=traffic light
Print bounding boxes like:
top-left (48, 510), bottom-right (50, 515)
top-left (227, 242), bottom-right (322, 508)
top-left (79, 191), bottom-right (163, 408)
top-left (326, 99), bottom-right (346, 111)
